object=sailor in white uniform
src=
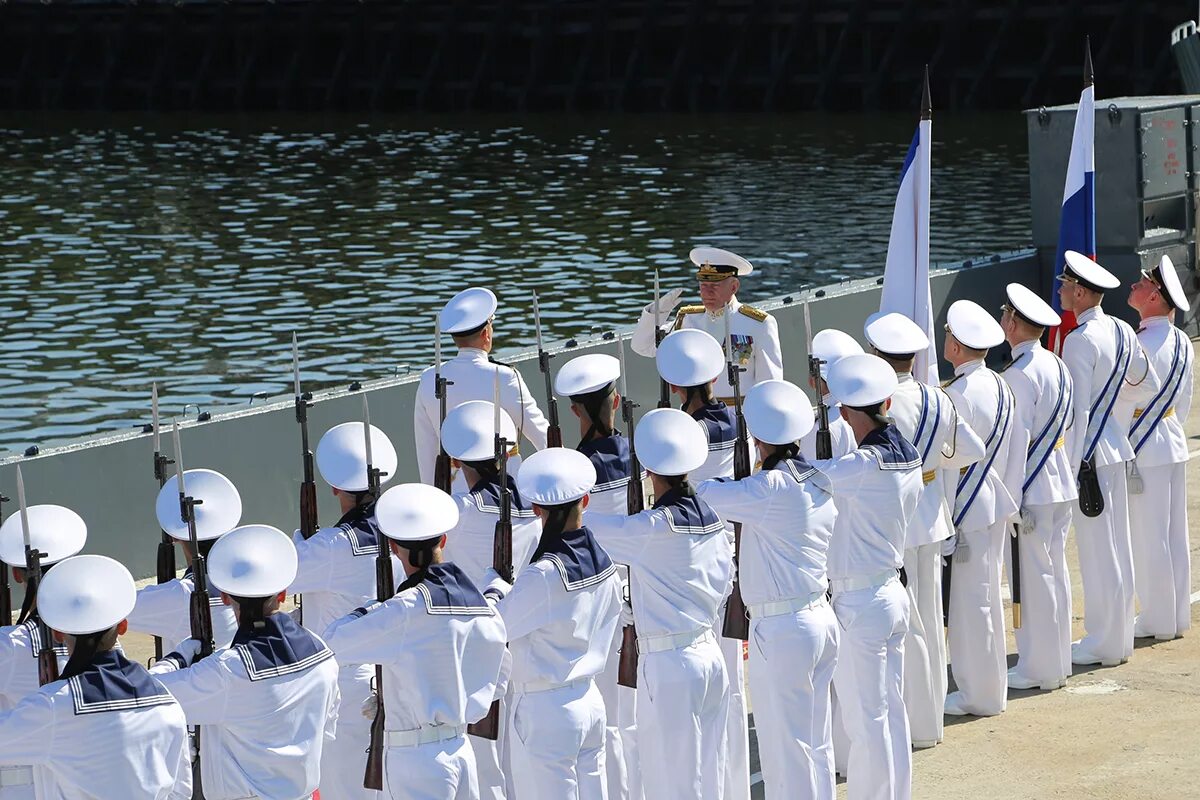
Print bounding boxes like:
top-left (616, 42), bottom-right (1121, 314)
top-left (126, 469), bottom-right (242, 655)
top-left (1057, 252), bottom-right (1161, 667)
top-left (324, 483), bottom-right (509, 800)
top-left (863, 312), bottom-right (984, 748)
top-left (1122, 255), bottom-right (1195, 640)
top-left (587, 408), bottom-right (733, 800)
top-left (800, 329), bottom-right (862, 460)
top-left (0, 554), bottom-right (191, 800)
top-left (481, 448), bottom-right (622, 800)
top-left (696, 380), bottom-right (840, 800)
top-left (0, 504), bottom-right (87, 800)
top-left (655, 328), bottom-right (750, 800)
top-left (940, 301), bottom-right (1020, 717)
top-left (289, 421), bottom-right (400, 800)
top-left (152, 525), bottom-right (340, 800)
top-left (555, 353), bottom-right (637, 800)
top-left (999, 283), bottom-right (1078, 691)
top-left (415, 287), bottom-right (550, 493)
top-left (813, 354), bottom-right (923, 800)
top-left (632, 247), bottom-right (783, 400)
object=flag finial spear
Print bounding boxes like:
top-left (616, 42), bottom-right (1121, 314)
top-left (920, 65), bottom-right (932, 121)
top-left (1084, 36), bottom-right (1094, 88)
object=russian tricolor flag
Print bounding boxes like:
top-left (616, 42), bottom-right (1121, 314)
top-left (1048, 42), bottom-right (1096, 353)
top-left (880, 69), bottom-right (939, 385)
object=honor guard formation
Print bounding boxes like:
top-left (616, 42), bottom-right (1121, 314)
top-left (0, 245), bottom-right (1194, 800)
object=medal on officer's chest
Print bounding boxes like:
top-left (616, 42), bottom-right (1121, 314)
top-left (724, 334), bottom-right (753, 367)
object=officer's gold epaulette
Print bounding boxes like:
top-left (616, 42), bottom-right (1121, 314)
top-left (940, 374), bottom-right (962, 389)
top-left (738, 304), bottom-right (768, 322)
top-left (674, 305), bottom-right (705, 330)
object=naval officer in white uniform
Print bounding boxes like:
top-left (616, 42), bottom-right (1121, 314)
top-left (863, 312), bottom-right (984, 748)
top-left (800, 329), bottom-right (863, 461)
top-left (482, 447), bottom-right (622, 800)
top-left (999, 283), bottom-right (1078, 691)
top-left (0, 554), bottom-right (191, 800)
top-left (1122, 255), bottom-right (1194, 641)
top-left (696, 380), bottom-right (840, 800)
top-left (289, 421), bottom-right (400, 800)
top-left (1057, 252), bottom-right (1160, 667)
top-left (940, 301), bottom-right (1020, 717)
top-left (415, 287), bottom-right (550, 493)
top-left (813, 354), bottom-right (924, 800)
top-left (632, 247), bottom-right (783, 401)
top-left (324, 483), bottom-right (509, 800)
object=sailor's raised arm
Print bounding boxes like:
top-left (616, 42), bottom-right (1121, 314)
top-left (0, 690), bottom-right (55, 767)
top-left (587, 510), bottom-right (655, 564)
top-left (695, 474), bottom-right (771, 528)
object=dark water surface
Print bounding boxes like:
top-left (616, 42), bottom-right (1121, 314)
top-left (0, 112), bottom-right (1031, 453)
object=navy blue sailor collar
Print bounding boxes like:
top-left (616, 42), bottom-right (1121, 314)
top-left (767, 454), bottom-right (818, 482)
top-left (232, 612), bottom-right (333, 682)
top-left (531, 527), bottom-right (616, 591)
top-left (404, 562), bottom-right (494, 617)
top-left (861, 423), bottom-right (921, 470)
top-left (335, 501), bottom-right (384, 556)
top-left (469, 475), bottom-right (536, 518)
top-left (70, 648), bottom-right (174, 716)
top-left (578, 435), bottom-right (633, 491)
top-left (651, 487), bottom-right (725, 536)
top-left (690, 402), bottom-right (737, 448)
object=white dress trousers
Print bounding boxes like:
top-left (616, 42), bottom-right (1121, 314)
top-left (1007, 502), bottom-right (1075, 685)
top-left (510, 680), bottom-right (608, 800)
top-left (1129, 462), bottom-right (1191, 637)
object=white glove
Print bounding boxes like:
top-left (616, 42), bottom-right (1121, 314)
top-left (1018, 507), bottom-right (1033, 535)
top-left (644, 287), bottom-right (686, 319)
top-left (482, 568), bottom-right (513, 601)
top-left (361, 691), bottom-right (379, 721)
top-left (940, 534), bottom-right (957, 559)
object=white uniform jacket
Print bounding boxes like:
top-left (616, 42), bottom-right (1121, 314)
top-left (497, 527), bottom-right (622, 689)
top-left (1116, 315), bottom-right (1194, 468)
top-left (152, 614), bottom-right (340, 800)
top-left (632, 298), bottom-right (783, 398)
top-left (941, 360), bottom-right (1021, 533)
top-left (0, 649), bottom-right (191, 800)
top-left (0, 619), bottom-right (68, 709)
top-left (414, 348), bottom-right (550, 492)
top-left (799, 397), bottom-right (856, 461)
top-left (127, 571), bottom-right (238, 655)
top-left (696, 455), bottom-right (837, 604)
top-left (445, 476), bottom-right (542, 584)
top-left (814, 424), bottom-right (923, 580)
top-left (324, 561), bottom-right (509, 731)
top-left (578, 434), bottom-right (639, 516)
top-left (587, 489), bottom-right (732, 638)
top-left (1000, 340), bottom-right (1078, 508)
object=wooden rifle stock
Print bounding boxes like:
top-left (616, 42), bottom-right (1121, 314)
top-left (617, 391), bottom-right (643, 689)
top-left (363, 525), bottom-right (395, 790)
top-left (434, 374), bottom-right (453, 493)
top-left (721, 344), bottom-right (751, 642)
top-left (151, 384), bottom-right (176, 661)
top-left (15, 467), bottom-right (59, 686)
top-left (810, 354), bottom-right (834, 460)
top-left (532, 291), bottom-right (563, 448)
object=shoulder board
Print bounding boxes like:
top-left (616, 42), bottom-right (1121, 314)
top-left (677, 305), bottom-right (705, 316)
top-left (737, 304), bottom-right (768, 322)
top-left (940, 374), bottom-right (962, 389)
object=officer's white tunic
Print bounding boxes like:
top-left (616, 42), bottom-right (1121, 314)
top-left (799, 397), bottom-right (856, 460)
top-left (0, 649), bottom-right (191, 800)
top-left (1118, 315), bottom-right (1194, 638)
top-left (697, 455), bottom-right (840, 800)
top-left (631, 298), bottom-right (783, 397)
top-left (887, 375), bottom-right (984, 744)
top-left (415, 350), bottom-right (550, 493)
top-left (588, 489), bottom-right (733, 800)
top-left (814, 424), bottom-right (922, 800)
top-left (127, 572), bottom-right (239, 654)
top-left (1001, 338), bottom-right (1078, 686)
top-left (291, 504), bottom-right (398, 800)
top-left (0, 621), bottom-right (70, 799)
top-left (941, 360), bottom-right (1020, 715)
top-left (495, 527), bottom-right (621, 800)
top-left (152, 613), bottom-right (340, 800)
top-left (324, 562), bottom-right (509, 800)
top-left (1062, 305), bottom-right (1160, 663)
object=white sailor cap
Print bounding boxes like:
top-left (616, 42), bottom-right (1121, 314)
top-left (744, 380), bottom-right (815, 445)
top-left (440, 287), bottom-right (498, 336)
top-left (811, 329), bottom-right (864, 379)
top-left (316, 422), bottom-right (399, 493)
top-left (38, 555), bottom-right (136, 636)
top-left (155, 469), bottom-right (243, 542)
top-left (634, 408), bottom-right (708, 477)
top-left (517, 447), bottom-right (597, 506)
top-left (1145, 254), bottom-right (1191, 312)
top-left (864, 312), bottom-right (930, 357)
top-left (657, 329), bottom-right (724, 388)
top-left (1060, 251), bottom-right (1120, 293)
top-left (690, 246), bottom-right (753, 281)
top-left (827, 353), bottom-right (899, 408)
top-left (555, 354), bottom-right (620, 399)
top-left (946, 300), bottom-right (1004, 350)
top-left (1004, 283), bottom-right (1061, 328)
top-left (441, 400), bottom-right (517, 462)
top-left (0, 504), bottom-right (87, 567)
top-left (208, 525), bottom-right (297, 598)
top-left (374, 483), bottom-right (460, 542)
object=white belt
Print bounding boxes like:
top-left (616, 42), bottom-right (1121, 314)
top-left (637, 626), bottom-right (714, 654)
top-left (747, 590), bottom-right (827, 619)
top-left (829, 569), bottom-right (898, 594)
top-left (515, 675), bottom-right (591, 694)
top-left (385, 724), bottom-right (468, 748)
top-left (0, 767), bottom-right (33, 787)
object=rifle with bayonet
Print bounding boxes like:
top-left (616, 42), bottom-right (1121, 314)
top-left (653, 271), bottom-right (671, 409)
top-left (533, 291), bottom-right (564, 448)
top-left (0, 492), bottom-right (10, 626)
top-left (434, 316), bottom-right (455, 493)
top-left (172, 420), bottom-right (215, 659)
top-left (16, 467), bottom-right (58, 685)
top-left (363, 396), bottom-right (393, 791)
top-left (468, 373), bottom-right (512, 740)
top-left (616, 337), bottom-right (642, 689)
top-left (803, 296), bottom-right (833, 460)
top-left (293, 333), bottom-right (319, 541)
top-left (720, 311), bottom-right (751, 642)
top-left (151, 383), bottom-right (176, 661)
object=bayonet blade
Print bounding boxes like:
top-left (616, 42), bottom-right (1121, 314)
top-left (802, 292), bottom-right (814, 352)
top-left (292, 332), bottom-right (302, 398)
top-left (434, 315), bottom-right (442, 369)
top-left (15, 465), bottom-right (31, 553)
top-left (362, 396), bottom-right (374, 473)
top-left (532, 291), bottom-right (544, 349)
top-left (151, 382), bottom-right (161, 455)
top-left (172, 419), bottom-right (186, 497)
top-left (493, 371), bottom-right (502, 445)
top-left (616, 337), bottom-right (629, 398)
top-left (653, 270), bottom-right (662, 348)
top-left (723, 303), bottom-right (733, 364)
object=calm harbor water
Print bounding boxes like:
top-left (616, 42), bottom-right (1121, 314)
top-left (1, 112), bottom-right (1031, 454)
